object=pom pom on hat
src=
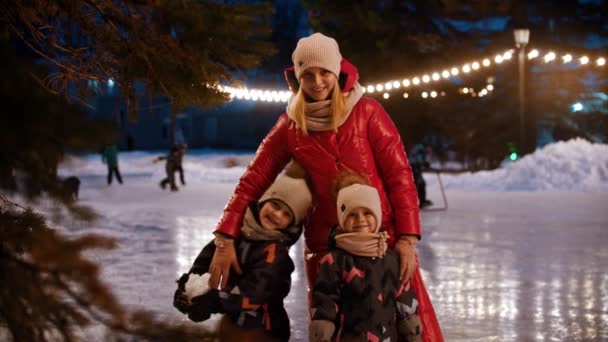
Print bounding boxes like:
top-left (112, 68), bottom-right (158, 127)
top-left (292, 33), bottom-right (342, 80)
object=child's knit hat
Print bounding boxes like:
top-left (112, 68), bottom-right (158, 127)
top-left (336, 184), bottom-right (382, 232)
top-left (259, 174), bottom-right (312, 225)
top-left (292, 33), bottom-right (342, 80)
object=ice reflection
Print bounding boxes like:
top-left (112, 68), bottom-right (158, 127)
top-left (423, 192), bottom-right (608, 341)
top-left (174, 215), bottom-right (218, 276)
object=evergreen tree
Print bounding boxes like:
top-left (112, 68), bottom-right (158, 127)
top-left (0, 0), bottom-right (277, 339)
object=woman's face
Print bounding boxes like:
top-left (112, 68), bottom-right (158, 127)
top-left (299, 67), bottom-right (337, 101)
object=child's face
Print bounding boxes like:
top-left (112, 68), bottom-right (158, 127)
top-left (259, 199), bottom-right (294, 231)
top-left (341, 207), bottom-right (377, 233)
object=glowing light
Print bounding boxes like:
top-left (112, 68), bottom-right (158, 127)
top-left (108, 78), bottom-right (114, 87)
top-left (472, 62), bottom-right (480, 70)
top-left (422, 75), bottom-right (430, 83)
top-left (383, 92), bottom-right (389, 99)
top-left (402, 79), bottom-right (411, 87)
top-left (544, 52), bottom-right (556, 63)
top-left (482, 58), bottom-right (491, 67)
top-left (421, 92), bottom-right (428, 98)
top-left (494, 55), bottom-right (503, 64)
top-left (503, 51), bottom-right (513, 60)
top-left (462, 64), bottom-right (471, 73)
top-left (462, 88), bottom-right (469, 94)
top-left (430, 91), bottom-right (437, 98)
top-left (442, 70), bottom-right (450, 78)
top-left (580, 56), bottom-right (589, 65)
top-left (432, 73), bottom-right (440, 81)
top-left (487, 84), bottom-right (494, 91)
top-left (597, 58), bottom-right (606, 66)
top-left (528, 49), bottom-right (539, 59)
top-left (385, 82), bottom-right (393, 90)
top-left (366, 85), bottom-right (375, 93)
top-left (562, 54), bottom-right (572, 63)
top-left (392, 81), bottom-right (401, 88)
top-left (403, 93), bottom-right (409, 98)
top-left (450, 67), bottom-right (459, 76)
top-left (572, 102), bottom-right (583, 112)
top-left (440, 91), bottom-right (446, 96)
top-left (376, 84), bottom-right (384, 91)
top-left (412, 77), bottom-right (420, 85)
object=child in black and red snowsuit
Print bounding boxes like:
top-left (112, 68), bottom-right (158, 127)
top-left (309, 174), bottom-right (423, 342)
top-left (173, 170), bottom-right (312, 342)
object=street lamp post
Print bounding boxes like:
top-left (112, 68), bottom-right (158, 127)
top-left (514, 28), bottom-right (530, 153)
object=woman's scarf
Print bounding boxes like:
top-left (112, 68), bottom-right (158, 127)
top-left (334, 231), bottom-right (388, 257)
top-left (286, 82), bottom-right (364, 132)
top-left (240, 206), bottom-right (286, 241)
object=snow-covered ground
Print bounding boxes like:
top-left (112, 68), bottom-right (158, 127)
top-left (55, 139), bottom-right (608, 341)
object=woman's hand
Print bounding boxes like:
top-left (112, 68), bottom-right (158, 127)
top-left (394, 235), bottom-right (418, 283)
top-left (208, 235), bottom-right (242, 289)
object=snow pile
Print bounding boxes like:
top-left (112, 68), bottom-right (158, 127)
top-left (432, 138), bottom-right (608, 192)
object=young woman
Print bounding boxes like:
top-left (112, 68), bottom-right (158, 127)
top-left (208, 33), bottom-right (443, 341)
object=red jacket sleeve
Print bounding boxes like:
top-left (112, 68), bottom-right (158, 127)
top-left (366, 100), bottom-right (421, 238)
top-left (214, 114), bottom-right (291, 238)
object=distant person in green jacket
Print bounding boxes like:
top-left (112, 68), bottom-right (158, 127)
top-left (102, 144), bottom-right (123, 185)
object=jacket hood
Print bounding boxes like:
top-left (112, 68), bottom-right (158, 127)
top-left (284, 58), bottom-right (359, 95)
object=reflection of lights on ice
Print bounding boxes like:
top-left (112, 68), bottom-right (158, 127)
top-left (175, 216), bottom-right (218, 276)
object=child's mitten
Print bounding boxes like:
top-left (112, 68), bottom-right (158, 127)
top-left (173, 273), bottom-right (190, 314)
top-left (397, 314), bottom-right (423, 342)
top-left (308, 320), bottom-right (335, 342)
top-left (187, 289), bottom-right (221, 322)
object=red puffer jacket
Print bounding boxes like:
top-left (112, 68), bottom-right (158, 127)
top-left (215, 59), bottom-right (443, 341)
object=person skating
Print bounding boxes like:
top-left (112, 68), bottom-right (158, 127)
top-left (156, 146), bottom-right (180, 191)
top-left (309, 174), bottom-right (422, 342)
top-left (102, 144), bottom-right (123, 185)
top-left (409, 143), bottom-right (433, 208)
top-left (173, 166), bottom-right (312, 342)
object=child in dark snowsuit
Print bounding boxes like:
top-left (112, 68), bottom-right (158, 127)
top-left (173, 172), bottom-right (312, 342)
top-left (309, 175), bottom-right (422, 342)
top-left (157, 146), bottom-right (181, 191)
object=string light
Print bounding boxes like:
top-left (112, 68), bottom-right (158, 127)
top-left (544, 52), bottom-right (556, 63)
top-left (221, 48), bottom-right (603, 102)
top-left (528, 49), bottom-right (539, 59)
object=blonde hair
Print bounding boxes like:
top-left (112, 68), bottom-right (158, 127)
top-left (292, 78), bottom-right (346, 135)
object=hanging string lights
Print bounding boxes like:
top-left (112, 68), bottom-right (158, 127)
top-left (218, 48), bottom-right (604, 103)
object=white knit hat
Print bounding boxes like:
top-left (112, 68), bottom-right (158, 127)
top-left (336, 184), bottom-right (382, 232)
top-left (259, 175), bottom-right (312, 225)
top-left (292, 32), bottom-right (342, 80)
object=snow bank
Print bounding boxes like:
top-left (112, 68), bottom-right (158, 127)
top-left (430, 138), bottom-right (608, 192)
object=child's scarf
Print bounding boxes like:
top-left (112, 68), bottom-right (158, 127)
top-left (334, 231), bottom-right (388, 257)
